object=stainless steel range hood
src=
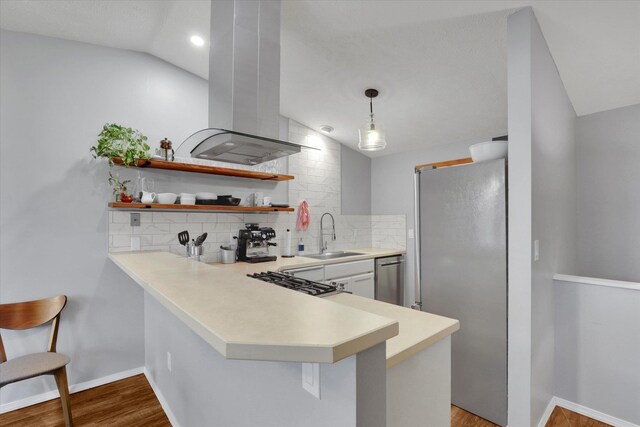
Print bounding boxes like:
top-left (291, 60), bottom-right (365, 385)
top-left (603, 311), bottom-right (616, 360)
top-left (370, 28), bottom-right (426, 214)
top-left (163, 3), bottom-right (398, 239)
top-left (184, 0), bottom-right (302, 165)
top-left (186, 128), bottom-right (301, 166)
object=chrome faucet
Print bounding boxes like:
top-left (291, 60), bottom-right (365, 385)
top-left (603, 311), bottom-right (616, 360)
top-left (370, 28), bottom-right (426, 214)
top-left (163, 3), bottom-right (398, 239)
top-left (319, 212), bottom-right (336, 254)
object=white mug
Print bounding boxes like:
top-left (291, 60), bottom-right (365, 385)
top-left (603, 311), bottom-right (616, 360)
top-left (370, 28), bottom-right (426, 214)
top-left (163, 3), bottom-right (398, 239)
top-left (263, 196), bottom-right (272, 206)
top-left (141, 191), bottom-right (156, 203)
top-left (247, 192), bottom-right (264, 206)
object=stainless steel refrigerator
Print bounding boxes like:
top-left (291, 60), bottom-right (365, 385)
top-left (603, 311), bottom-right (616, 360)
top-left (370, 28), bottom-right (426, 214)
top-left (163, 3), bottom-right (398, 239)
top-left (413, 158), bottom-right (507, 426)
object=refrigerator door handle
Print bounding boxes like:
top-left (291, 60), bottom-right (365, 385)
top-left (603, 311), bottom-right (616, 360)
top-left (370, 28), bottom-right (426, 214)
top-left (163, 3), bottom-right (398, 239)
top-left (411, 168), bottom-right (423, 311)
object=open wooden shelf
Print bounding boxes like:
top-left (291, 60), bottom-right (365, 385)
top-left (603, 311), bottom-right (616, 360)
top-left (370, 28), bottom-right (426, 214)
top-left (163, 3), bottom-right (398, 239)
top-left (112, 157), bottom-right (294, 182)
top-left (108, 202), bottom-right (294, 213)
top-left (415, 157), bottom-right (473, 170)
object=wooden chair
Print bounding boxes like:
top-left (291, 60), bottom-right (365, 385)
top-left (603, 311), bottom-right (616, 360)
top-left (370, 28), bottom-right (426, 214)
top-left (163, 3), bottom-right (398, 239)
top-left (0, 295), bottom-right (73, 427)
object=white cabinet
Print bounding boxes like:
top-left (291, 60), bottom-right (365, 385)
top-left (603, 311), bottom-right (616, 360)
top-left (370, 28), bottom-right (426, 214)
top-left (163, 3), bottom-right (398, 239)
top-left (324, 260), bottom-right (374, 280)
top-left (284, 259), bottom-right (375, 299)
top-left (350, 272), bottom-right (375, 299)
top-left (283, 266), bottom-right (324, 282)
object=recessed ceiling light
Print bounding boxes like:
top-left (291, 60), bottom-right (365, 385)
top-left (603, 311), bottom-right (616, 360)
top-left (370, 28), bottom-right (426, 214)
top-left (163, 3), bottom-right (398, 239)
top-left (319, 125), bottom-right (334, 134)
top-left (190, 35), bottom-right (205, 47)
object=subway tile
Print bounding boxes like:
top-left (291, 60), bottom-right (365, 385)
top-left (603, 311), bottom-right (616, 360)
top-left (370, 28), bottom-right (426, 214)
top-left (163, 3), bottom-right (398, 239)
top-left (169, 223), bottom-right (203, 234)
top-left (202, 222), bottom-right (230, 233)
top-left (132, 223), bottom-right (172, 235)
top-left (109, 223), bottom-right (134, 235)
top-left (153, 212), bottom-right (188, 223)
top-left (187, 213), bottom-right (218, 223)
top-left (152, 234), bottom-right (178, 246)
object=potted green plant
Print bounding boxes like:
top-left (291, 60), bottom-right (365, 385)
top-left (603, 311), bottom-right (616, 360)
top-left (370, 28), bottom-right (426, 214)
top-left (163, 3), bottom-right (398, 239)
top-left (108, 172), bottom-right (132, 202)
top-left (90, 123), bottom-right (151, 167)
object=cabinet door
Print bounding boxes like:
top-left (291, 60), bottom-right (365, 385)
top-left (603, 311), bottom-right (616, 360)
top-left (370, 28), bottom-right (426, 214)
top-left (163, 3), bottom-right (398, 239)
top-left (350, 273), bottom-right (375, 299)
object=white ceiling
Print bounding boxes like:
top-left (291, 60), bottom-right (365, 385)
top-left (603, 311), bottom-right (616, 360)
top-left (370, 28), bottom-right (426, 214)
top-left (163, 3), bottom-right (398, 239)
top-left (1, 1), bottom-right (639, 156)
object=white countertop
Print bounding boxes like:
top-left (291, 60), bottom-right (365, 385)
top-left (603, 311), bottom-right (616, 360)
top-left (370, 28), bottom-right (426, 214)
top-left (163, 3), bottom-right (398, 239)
top-left (109, 248), bottom-right (458, 366)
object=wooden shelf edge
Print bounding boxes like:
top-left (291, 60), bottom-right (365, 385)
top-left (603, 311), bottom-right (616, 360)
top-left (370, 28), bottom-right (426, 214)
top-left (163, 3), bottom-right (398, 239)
top-left (108, 202), bottom-right (294, 213)
top-left (415, 157), bottom-right (474, 170)
top-left (111, 157), bottom-right (294, 182)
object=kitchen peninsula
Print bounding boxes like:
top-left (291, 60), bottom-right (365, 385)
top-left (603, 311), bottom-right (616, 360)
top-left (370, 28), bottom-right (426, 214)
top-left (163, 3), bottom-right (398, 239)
top-left (110, 250), bottom-right (459, 427)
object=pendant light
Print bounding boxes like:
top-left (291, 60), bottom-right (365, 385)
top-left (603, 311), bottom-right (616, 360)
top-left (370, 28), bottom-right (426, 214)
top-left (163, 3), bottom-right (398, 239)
top-left (358, 88), bottom-right (387, 151)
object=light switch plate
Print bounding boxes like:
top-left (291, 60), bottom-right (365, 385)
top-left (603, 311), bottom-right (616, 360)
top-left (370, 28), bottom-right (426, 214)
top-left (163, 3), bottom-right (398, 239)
top-left (302, 363), bottom-right (320, 399)
top-left (408, 228), bottom-right (414, 239)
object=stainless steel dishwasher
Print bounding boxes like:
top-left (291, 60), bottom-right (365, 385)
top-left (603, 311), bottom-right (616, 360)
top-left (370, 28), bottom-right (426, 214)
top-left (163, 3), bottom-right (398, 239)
top-left (374, 255), bottom-right (405, 305)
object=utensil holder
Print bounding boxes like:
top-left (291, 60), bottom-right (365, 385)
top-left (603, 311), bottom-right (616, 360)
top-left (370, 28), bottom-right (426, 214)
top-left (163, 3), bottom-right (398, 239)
top-left (188, 243), bottom-right (204, 262)
top-left (221, 248), bottom-right (236, 264)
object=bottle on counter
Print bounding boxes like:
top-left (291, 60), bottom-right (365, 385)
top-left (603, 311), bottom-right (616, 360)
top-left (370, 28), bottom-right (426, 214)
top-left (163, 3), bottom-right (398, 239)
top-left (298, 238), bottom-right (305, 256)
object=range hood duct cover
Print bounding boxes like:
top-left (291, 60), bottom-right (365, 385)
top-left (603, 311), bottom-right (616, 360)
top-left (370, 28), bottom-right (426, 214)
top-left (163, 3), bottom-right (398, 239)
top-left (186, 0), bottom-right (302, 165)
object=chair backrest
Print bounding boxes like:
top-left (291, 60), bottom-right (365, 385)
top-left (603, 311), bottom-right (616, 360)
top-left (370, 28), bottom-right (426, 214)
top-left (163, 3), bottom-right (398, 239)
top-left (0, 295), bottom-right (67, 363)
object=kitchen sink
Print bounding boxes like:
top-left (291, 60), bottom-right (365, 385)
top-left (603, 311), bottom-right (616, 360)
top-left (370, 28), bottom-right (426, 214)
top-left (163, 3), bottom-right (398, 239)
top-left (304, 251), bottom-right (364, 260)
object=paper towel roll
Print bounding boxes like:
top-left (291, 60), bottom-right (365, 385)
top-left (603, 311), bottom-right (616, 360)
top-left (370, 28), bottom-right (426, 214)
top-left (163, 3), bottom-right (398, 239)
top-left (283, 229), bottom-right (293, 257)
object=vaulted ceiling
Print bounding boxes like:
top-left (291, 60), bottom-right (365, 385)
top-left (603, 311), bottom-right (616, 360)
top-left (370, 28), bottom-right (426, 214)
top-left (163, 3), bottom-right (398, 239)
top-left (2, 1), bottom-right (639, 156)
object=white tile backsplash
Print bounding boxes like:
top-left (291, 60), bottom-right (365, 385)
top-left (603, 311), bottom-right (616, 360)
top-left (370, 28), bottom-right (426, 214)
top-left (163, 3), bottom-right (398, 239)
top-left (109, 119), bottom-right (406, 261)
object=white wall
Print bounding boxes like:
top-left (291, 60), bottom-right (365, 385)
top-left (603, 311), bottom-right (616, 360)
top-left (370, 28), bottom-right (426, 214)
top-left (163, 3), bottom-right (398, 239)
top-left (530, 8), bottom-right (578, 425)
top-left (507, 9), bottom-right (534, 425)
top-left (145, 294), bottom-right (387, 427)
top-left (507, 7), bottom-right (578, 426)
top-left (341, 145), bottom-right (371, 215)
top-left (0, 30), bottom-right (209, 405)
top-left (576, 104), bottom-right (640, 282)
top-left (554, 279), bottom-right (640, 425)
top-left (370, 136), bottom-right (494, 306)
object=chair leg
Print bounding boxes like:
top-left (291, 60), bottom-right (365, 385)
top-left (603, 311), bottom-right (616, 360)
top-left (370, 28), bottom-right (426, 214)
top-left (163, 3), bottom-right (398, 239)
top-left (54, 367), bottom-right (73, 427)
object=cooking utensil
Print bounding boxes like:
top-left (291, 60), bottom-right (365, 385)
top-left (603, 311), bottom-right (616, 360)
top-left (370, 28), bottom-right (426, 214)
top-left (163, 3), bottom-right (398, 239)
top-left (220, 245), bottom-right (236, 264)
top-left (196, 192), bottom-right (217, 200)
top-left (178, 230), bottom-right (190, 246)
top-left (195, 232), bottom-right (208, 246)
top-left (196, 196), bottom-right (241, 206)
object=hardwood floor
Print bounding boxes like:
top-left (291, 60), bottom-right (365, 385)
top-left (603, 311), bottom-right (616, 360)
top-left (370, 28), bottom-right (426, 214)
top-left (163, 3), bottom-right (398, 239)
top-left (0, 374), bottom-right (612, 427)
top-left (451, 404), bottom-right (612, 427)
top-left (545, 405), bottom-right (612, 427)
top-left (452, 405), bottom-right (500, 426)
top-left (0, 374), bottom-right (170, 427)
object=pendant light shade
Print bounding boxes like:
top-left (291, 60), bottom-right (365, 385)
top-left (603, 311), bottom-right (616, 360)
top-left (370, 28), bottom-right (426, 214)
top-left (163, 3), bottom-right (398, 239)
top-left (358, 88), bottom-right (387, 152)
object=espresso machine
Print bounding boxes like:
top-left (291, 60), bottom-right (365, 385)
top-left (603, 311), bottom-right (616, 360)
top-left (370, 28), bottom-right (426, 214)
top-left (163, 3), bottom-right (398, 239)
top-left (237, 223), bottom-right (278, 263)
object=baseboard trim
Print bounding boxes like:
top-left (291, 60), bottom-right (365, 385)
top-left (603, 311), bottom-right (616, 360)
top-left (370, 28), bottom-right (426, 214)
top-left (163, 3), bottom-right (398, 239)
top-left (0, 366), bottom-right (144, 414)
top-left (143, 368), bottom-right (181, 427)
top-left (537, 396), bottom-right (639, 427)
top-left (536, 397), bottom-right (557, 427)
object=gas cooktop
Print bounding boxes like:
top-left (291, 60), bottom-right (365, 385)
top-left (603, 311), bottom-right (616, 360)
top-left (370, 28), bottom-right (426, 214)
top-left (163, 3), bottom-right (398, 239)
top-left (247, 271), bottom-right (339, 297)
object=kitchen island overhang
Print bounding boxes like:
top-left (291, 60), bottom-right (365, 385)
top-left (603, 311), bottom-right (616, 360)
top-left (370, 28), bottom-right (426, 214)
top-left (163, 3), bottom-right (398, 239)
top-left (110, 250), bottom-right (459, 427)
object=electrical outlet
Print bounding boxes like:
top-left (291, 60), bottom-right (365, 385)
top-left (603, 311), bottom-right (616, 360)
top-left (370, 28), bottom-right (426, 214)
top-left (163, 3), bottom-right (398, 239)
top-left (302, 363), bottom-right (320, 399)
top-left (130, 213), bottom-right (141, 227)
top-left (533, 240), bottom-right (540, 262)
top-left (167, 352), bottom-right (172, 372)
top-left (130, 236), bottom-right (141, 251)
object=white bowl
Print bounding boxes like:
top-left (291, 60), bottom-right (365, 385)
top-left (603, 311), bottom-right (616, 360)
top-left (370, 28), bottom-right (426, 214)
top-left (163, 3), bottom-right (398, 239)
top-left (156, 193), bottom-right (177, 204)
top-left (196, 192), bottom-right (217, 200)
top-left (180, 197), bottom-right (196, 205)
top-left (469, 141), bottom-right (508, 163)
